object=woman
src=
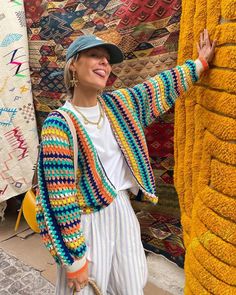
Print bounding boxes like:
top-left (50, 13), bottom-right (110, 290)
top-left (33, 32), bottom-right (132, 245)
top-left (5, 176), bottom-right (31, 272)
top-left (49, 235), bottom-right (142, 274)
top-left (36, 30), bottom-right (216, 294)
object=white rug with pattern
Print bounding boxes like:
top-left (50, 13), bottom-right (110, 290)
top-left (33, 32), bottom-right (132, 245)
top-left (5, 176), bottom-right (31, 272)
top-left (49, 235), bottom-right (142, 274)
top-left (0, 0), bottom-right (39, 203)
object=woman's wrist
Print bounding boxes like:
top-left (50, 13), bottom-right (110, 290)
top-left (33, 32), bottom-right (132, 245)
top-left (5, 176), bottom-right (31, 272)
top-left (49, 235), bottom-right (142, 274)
top-left (195, 57), bottom-right (209, 77)
top-left (66, 259), bottom-right (88, 279)
top-left (65, 255), bottom-right (87, 274)
top-left (198, 56), bottom-right (209, 71)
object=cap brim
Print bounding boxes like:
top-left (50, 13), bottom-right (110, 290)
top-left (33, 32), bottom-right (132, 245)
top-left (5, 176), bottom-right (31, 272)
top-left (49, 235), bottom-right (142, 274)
top-left (66, 37), bottom-right (124, 64)
top-left (79, 43), bottom-right (123, 64)
top-left (99, 44), bottom-right (124, 64)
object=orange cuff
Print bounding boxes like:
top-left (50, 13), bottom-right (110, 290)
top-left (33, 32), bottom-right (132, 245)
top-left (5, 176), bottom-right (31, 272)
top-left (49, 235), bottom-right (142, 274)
top-left (198, 56), bottom-right (209, 71)
top-left (66, 260), bottom-right (89, 279)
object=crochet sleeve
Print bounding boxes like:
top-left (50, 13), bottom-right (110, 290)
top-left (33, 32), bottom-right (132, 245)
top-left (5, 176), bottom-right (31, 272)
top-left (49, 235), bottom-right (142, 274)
top-left (36, 112), bottom-right (86, 267)
top-left (112, 60), bottom-right (199, 128)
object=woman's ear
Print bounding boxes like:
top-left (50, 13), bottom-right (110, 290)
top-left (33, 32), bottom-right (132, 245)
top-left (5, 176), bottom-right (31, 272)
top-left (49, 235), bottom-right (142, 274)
top-left (69, 62), bottom-right (76, 72)
top-left (69, 54), bottom-right (80, 72)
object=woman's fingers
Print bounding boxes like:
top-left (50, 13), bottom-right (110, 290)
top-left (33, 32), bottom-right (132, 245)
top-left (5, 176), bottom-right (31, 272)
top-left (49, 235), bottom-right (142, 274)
top-left (205, 29), bottom-right (211, 47)
top-left (211, 40), bottom-right (217, 51)
top-left (196, 29), bottom-right (216, 63)
top-left (68, 279), bottom-right (88, 293)
top-left (200, 32), bottom-right (204, 46)
top-left (67, 280), bottom-right (74, 289)
top-left (74, 280), bottom-right (81, 292)
top-left (200, 29), bottom-right (212, 48)
top-left (66, 260), bottom-right (89, 292)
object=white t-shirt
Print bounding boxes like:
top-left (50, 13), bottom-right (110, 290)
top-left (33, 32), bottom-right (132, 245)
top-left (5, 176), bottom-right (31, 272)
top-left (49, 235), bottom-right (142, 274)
top-left (64, 100), bottom-right (138, 194)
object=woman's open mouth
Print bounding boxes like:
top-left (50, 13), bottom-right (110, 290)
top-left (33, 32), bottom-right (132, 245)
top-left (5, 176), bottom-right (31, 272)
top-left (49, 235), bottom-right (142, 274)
top-left (93, 69), bottom-right (106, 78)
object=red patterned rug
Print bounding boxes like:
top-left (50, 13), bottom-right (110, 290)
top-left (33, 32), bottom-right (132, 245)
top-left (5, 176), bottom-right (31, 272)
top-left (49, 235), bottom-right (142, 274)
top-left (24, 0), bottom-right (184, 267)
top-left (137, 109), bottom-right (185, 267)
top-left (132, 161), bottom-right (184, 268)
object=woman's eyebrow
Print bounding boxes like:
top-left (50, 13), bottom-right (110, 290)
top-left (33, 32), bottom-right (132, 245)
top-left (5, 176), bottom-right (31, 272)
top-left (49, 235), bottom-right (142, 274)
top-left (98, 51), bottom-right (111, 60)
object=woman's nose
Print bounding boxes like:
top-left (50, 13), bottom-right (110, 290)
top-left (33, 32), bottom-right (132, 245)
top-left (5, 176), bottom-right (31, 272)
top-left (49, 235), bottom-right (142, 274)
top-left (100, 56), bottom-right (109, 65)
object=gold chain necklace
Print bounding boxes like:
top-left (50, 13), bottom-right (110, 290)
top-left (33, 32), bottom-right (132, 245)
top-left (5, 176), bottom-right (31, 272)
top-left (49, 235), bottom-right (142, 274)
top-left (72, 102), bottom-right (104, 129)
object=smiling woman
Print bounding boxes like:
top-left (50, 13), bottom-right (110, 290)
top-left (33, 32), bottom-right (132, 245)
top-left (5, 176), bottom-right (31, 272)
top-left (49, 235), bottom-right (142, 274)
top-left (69, 47), bottom-right (112, 101)
top-left (36, 33), bottom-right (216, 295)
top-left (63, 35), bottom-right (122, 107)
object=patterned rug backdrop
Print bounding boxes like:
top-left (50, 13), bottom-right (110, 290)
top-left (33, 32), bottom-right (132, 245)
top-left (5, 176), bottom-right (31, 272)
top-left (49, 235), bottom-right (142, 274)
top-left (24, 0), bottom-right (184, 267)
top-left (0, 0), bottom-right (39, 203)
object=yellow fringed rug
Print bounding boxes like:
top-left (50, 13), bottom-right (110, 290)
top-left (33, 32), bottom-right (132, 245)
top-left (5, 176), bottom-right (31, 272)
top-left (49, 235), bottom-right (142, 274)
top-left (175, 0), bottom-right (236, 294)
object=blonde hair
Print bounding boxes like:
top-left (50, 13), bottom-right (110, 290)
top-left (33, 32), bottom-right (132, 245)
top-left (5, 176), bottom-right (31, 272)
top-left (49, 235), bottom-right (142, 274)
top-left (64, 54), bottom-right (79, 97)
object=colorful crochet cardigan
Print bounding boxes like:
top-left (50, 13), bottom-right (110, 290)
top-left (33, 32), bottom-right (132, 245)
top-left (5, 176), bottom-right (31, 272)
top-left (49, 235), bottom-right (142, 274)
top-left (36, 60), bottom-right (198, 266)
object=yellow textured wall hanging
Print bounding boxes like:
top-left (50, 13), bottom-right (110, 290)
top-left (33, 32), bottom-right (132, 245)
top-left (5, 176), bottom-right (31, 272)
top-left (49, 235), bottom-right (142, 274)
top-left (174, 0), bottom-right (236, 293)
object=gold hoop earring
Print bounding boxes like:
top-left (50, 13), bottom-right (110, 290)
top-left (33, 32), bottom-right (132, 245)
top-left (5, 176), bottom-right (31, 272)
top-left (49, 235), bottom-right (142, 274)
top-left (70, 71), bottom-right (78, 88)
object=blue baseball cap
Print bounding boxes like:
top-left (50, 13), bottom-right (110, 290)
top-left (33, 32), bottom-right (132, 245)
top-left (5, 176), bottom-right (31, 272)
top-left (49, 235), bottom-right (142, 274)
top-left (66, 35), bottom-right (124, 64)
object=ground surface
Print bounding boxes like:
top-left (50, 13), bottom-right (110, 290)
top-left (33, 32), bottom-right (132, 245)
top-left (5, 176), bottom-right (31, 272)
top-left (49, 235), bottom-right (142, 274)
top-left (0, 204), bottom-right (172, 295)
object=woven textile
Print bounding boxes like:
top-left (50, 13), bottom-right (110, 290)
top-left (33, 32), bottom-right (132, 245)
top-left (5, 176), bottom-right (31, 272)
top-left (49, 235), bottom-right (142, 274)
top-left (175, 0), bottom-right (236, 293)
top-left (25, 0), bottom-right (181, 130)
top-left (25, 0), bottom-right (183, 264)
top-left (0, 1), bottom-right (39, 202)
top-left (132, 184), bottom-right (185, 268)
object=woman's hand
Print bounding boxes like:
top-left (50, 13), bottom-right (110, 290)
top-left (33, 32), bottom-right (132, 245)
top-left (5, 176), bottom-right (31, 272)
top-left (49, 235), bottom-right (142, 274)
top-left (197, 29), bottom-right (216, 63)
top-left (67, 262), bottom-right (89, 293)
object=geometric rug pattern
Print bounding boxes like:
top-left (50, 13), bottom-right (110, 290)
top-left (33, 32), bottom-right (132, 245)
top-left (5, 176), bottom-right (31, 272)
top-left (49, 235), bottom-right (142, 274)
top-left (132, 184), bottom-right (185, 268)
top-left (0, 1), bottom-right (39, 202)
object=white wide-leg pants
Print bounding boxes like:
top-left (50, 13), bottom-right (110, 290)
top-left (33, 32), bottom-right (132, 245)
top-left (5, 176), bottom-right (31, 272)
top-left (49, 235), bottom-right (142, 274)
top-left (55, 190), bottom-right (148, 295)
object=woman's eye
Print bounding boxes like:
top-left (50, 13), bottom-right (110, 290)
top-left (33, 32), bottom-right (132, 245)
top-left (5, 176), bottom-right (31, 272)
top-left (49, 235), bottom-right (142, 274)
top-left (90, 53), bottom-right (111, 63)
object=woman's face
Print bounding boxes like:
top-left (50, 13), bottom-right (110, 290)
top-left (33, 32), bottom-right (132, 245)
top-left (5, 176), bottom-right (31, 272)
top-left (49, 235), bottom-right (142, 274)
top-left (71, 47), bottom-right (112, 91)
